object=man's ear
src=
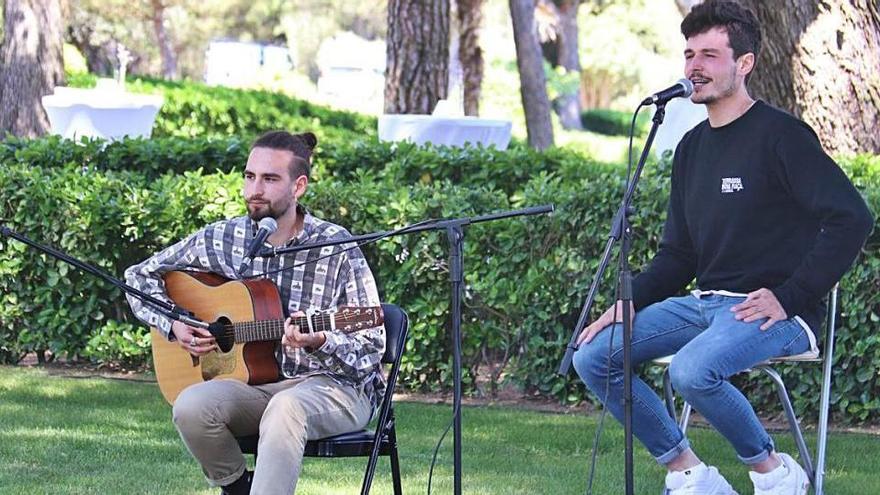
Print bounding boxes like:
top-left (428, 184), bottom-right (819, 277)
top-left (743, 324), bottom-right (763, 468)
top-left (292, 174), bottom-right (308, 200)
top-left (738, 52), bottom-right (755, 78)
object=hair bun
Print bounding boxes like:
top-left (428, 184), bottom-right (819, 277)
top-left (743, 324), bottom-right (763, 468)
top-left (298, 132), bottom-right (318, 150)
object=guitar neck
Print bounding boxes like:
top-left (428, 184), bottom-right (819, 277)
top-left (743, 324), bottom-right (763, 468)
top-left (232, 314), bottom-right (333, 343)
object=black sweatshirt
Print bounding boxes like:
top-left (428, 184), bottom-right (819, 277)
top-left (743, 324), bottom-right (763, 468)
top-left (632, 101), bottom-right (874, 331)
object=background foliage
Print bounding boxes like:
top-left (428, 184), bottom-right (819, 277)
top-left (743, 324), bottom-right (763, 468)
top-left (66, 0), bottom-right (386, 80)
top-left (65, 73), bottom-right (376, 142)
top-left (577, 0), bottom-right (683, 110)
top-left (580, 108), bottom-right (650, 137)
top-left (1, 129), bottom-right (878, 423)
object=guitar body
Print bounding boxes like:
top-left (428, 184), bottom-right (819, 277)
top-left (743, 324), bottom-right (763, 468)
top-left (151, 271), bottom-right (283, 405)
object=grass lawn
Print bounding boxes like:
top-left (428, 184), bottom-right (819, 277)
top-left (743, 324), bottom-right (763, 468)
top-left (0, 365), bottom-right (877, 494)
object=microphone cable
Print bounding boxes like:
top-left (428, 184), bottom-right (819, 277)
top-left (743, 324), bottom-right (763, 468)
top-left (584, 290), bottom-right (621, 495)
top-left (583, 102), bottom-right (647, 495)
top-left (241, 215), bottom-right (479, 495)
top-left (242, 215), bottom-right (466, 495)
top-left (426, 400), bottom-right (460, 495)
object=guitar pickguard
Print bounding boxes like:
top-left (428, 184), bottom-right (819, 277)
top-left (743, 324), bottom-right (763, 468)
top-left (200, 348), bottom-right (238, 380)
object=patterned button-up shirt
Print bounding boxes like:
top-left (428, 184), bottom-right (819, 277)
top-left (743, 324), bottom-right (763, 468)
top-left (124, 208), bottom-right (386, 410)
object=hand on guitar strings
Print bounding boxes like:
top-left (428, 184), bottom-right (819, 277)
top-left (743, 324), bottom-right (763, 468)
top-left (171, 320), bottom-right (217, 356)
top-left (282, 311), bottom-right (327, 352)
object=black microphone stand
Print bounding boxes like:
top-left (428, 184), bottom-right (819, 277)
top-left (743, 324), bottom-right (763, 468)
top-left (0, 225), bottom-right (208, 329)
top-left (557, 103), bottom-right (667, 495)
top-left (263, 204), bottom-right (554, 495)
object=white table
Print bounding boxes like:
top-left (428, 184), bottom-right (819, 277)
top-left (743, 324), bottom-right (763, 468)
top-left (41, 85), bottom-right (164, 141)
top-left (379, 114), bottom-right (512, 150)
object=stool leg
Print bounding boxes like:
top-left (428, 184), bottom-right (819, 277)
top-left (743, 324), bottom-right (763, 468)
top-left (759, 366), bottom-right (814, 482)
top-left (663, 367), bottom-right (692, 434)
top-left (663, 368), bottom-right (677, 423)
top-left (814, 287), bottom-right (837, 495)
top-left (679, 403), bottom-right (692, 435)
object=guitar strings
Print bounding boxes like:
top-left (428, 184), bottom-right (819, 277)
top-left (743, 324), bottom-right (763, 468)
top-left (210, 312), bottom-right (375, 341)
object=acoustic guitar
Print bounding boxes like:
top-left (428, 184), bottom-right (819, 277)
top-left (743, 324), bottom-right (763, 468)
top-left (150, 271), bottom-right (384, 405)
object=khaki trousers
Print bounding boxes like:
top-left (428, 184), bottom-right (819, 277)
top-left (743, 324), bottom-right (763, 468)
top-left (172, 374), bottom-right (372, 494)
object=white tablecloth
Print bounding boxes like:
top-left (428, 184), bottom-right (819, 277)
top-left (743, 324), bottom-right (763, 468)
top-left (379, 114), bottom-right (512, 150)
top-left (41, 86), bottom-right (164, 141)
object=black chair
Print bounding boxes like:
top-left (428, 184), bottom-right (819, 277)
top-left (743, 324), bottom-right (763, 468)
top-left (237, 303), bottom-right (409, 495)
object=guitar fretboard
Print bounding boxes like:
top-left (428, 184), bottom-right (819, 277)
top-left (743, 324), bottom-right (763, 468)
top-left (232, 314), bottom-right (334, 343)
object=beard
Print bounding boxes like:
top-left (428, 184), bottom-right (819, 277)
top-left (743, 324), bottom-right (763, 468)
top-left (246, 198), bottom-right (291, 221)
top-left (691, 66), bottom-right (738, 105)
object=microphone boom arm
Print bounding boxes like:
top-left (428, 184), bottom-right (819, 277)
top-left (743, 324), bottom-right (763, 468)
top-left (0, 225), bottom-right (207, 328)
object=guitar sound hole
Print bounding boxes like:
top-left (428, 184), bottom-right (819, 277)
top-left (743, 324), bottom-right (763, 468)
top-left (214, 317), bottom-right (235, 353)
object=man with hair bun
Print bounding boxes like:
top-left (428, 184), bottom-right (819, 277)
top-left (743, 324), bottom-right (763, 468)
top-left (573, 1), bottom-right (873, 494)
top-left (125, 130), bottom-right (385, 494)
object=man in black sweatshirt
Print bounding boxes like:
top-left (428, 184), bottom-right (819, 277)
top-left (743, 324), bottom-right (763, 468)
top-left (572, 2), bottom-right (873, 494)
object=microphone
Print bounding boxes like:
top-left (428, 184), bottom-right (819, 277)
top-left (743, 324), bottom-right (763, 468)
top-left (641, 78), bottom-right (694, 106)
top-left (239, 217), bottom-right (278, 273)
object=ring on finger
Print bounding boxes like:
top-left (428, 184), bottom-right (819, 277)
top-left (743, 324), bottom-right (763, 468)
top-left (192, 337), bottom-right (199, 346)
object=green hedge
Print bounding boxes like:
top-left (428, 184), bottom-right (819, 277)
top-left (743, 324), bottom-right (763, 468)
top-left (581, 108), bottom-right (651, 137)
top-left (1, 138), bottom-right (878, 424)
top-left (0, 135), bottom-right (248, 177)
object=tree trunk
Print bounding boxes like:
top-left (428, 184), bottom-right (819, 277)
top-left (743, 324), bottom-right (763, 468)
top-left (510, 0), bottom-right (554, 150)
top-left (552, 0), bottom-right (582, 130)
top-left (150, 0), bottom-right (178, 80)
top-left (68, 38), bottom-right (115, 76)
top-left (555, 0), bottom-right (580, 76)
top-left (456, 0), bottom-right (484, 116)
top-left (0, 0), bottom-right (65, 138)
top-left (385, 0), bottom-right (450, 114)
top-left (66, 9), bottom-right (114, 77)
top-left (674, 0), bottom-right (703, 17)
top-left (742, 1), bottom-right (879, 154)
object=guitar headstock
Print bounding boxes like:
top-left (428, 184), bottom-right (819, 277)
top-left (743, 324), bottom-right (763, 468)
top-left (334, 306), bottom-right (385, 333)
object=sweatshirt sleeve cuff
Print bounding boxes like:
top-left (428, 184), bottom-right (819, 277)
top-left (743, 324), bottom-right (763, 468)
top-left (310, 330), bottom-right (342, 360)
top-left (772, 284), bottom-right (804, 319)
top-left (631, 278), bottom-right (650, 311)
top-left (156, 314), bottom-right (175, 340)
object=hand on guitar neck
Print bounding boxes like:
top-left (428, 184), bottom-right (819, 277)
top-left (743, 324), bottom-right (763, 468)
top-left (281, 311), bottom-right (327, 351)
top-left (171, 320), bottom-right (218, 356)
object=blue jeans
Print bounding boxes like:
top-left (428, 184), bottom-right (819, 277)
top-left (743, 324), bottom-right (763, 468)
top-left (573, 294), bottom-right (811, 465)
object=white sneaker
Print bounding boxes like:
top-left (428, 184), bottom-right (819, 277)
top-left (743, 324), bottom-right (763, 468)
top-left (664, 463), bottom-right (739, 494)
top-left (749, 452), bottom-right (810, 495)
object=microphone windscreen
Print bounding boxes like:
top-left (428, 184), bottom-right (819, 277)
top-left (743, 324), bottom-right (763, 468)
top-left (678, 78), bottom-right (695, 98)
top-left (258, 217), bottom-right (278, 234)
